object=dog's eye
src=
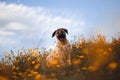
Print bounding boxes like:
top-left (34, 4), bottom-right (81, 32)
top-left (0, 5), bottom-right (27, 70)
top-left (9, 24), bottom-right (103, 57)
top-left (61, 31), bottom-right (64, 33)
top-left (57, 32), bottom-right (59, 34)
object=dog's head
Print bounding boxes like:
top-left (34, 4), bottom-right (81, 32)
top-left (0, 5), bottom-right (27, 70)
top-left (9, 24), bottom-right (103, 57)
top-left (52, 28), bottom-right (68, 42)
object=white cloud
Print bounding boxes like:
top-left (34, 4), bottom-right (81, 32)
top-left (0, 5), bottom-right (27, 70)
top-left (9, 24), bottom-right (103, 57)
top-left (0, 30), bottom-right (15, 36)
top-left (5, 22), bottom-right (27, 30)
top-left (0, 2), bottom-right (84, 52)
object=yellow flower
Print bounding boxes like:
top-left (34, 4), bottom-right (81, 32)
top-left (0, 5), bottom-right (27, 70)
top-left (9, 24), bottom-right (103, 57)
top-left (34, 64), bottom-right (40, 69)
top-left (33, 71), bottom-right (38, 75)
top-left (79, 55), bottom-right (84, 59)
top-left (0, 76), bottom-right (8, 80)
top-left (88, 65), bottom-right (97, 72)
top-left (28, 48), bottom-right (31, 51)
top-left (32, 61), bottom-right (35, 64)
top-left (34, 74), bottom-right (41, 80)
top-left (51, 60), bottom-right (58, 65)
top-left (30, 70), bottom-right (34, 74)
top-left (72, 59), bottom-right (81, 65)
top-left (108, 48), bottom-right (112, 51)
top-left (32, 51), bottom-right (36, 57)
top-left (37, 59), bottom-right (41, 62)
top-left (76, 45), bottom-right (82, 48)
top-left (67, 60), bottom-right (71, 63)
top-left (56, 65), bottom-right (60, 68)
top-left (108, 62), bottom-right (117, 70)
top-left (82, 67), bottom-right (87, 70)
top-left (83, 48), bottom-right (89, 54)
top-left (18, 73), bottom-right (23, 76)
top-left (76, 45), bottom-right (79, 48)
top-left (53, 50), bottom-right (56, 54)
top-left (16, 67), bottom-right (19, 70)
top-left (12, 66), bottom-right (16, 70)
top-left (28, 74), bottom-right (33, 77)
top-left (27, 57), bottom-right (31, 61)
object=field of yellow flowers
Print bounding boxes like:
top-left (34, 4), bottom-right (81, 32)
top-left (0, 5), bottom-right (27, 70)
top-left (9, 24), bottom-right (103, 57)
top-left (0, 35), bottom-right (120, 80)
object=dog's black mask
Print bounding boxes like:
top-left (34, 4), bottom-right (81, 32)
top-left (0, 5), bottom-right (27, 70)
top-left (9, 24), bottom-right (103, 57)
top-left (57, 33), bottom-right (66, 40)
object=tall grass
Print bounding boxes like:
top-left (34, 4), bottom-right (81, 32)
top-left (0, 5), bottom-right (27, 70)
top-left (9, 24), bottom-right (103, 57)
top-left (0, 34), bottom-right (120, 80)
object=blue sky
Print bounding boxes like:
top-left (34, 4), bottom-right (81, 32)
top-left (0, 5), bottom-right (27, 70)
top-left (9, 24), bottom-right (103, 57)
top-left (0, 0), bottom-right (120, 55)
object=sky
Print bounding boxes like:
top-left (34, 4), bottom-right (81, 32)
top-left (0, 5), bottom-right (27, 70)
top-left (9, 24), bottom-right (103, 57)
top-left (0, 0), bottom-right (120, 55)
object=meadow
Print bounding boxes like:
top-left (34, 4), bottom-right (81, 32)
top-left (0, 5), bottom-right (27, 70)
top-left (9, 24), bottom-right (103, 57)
top-left (0, 34), bottom-right (120, 80)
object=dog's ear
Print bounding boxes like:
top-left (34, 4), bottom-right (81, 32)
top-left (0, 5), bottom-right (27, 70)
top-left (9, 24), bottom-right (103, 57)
top-left (52, 30), bottom-right (56, 37)
top-left (63, 28), bottom-right (68, 34)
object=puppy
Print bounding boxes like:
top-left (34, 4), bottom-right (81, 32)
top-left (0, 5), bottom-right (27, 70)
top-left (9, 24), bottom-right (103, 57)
top-left (46, 28), bottom-right (71, 68)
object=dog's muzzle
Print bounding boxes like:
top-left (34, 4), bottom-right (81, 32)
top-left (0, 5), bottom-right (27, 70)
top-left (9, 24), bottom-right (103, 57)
top-left (57, 34), bottom-right (66, 41)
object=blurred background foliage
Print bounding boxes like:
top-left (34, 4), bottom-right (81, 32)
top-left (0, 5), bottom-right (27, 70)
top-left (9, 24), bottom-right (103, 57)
top-left (0, 34), bottom-right (120, 80)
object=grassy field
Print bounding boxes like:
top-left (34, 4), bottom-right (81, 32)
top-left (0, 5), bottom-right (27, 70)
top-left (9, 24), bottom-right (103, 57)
top-left (0, 34), bottom-right (120, 80)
